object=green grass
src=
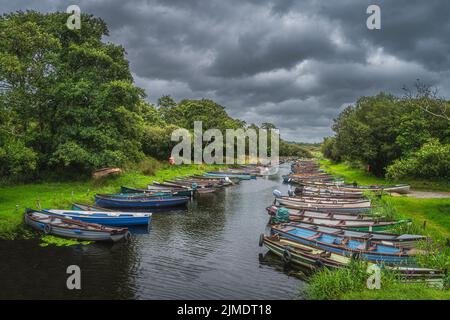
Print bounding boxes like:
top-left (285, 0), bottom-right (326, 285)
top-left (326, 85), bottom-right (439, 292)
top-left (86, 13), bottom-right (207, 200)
top-left (319, 159), bottom-right (450, 192)
top-left (341, 283), bottom-right (450, 300)
top-left (389, 197), bottom-right (450, 239)
top-left (0, 161), bottom-right (225, 239)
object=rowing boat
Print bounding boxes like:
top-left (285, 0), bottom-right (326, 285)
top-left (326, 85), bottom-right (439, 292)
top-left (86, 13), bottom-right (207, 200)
top-left (283, 221), bottom-right (427, 248)
top-left (301, 181), bottom-right (411, 194)
top-left (95, 194), bottom-right (189, 208)
top-left (43, 209), bottom-right (151, 226)
top-left (24, 209), bottom-right (130, 242)
top-left (276, 197), bottom-right (371, 212)
top-left (260, 234), bottom-right (444, 285)
top-left (266, 206), bottom-right (401, 231)
top-left (270, 224), bottom-right (417, 265)
top-left (121, 186), bottom-right (192, 197)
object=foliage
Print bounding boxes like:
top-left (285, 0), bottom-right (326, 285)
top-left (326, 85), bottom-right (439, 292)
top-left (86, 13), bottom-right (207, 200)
top-left (415, 240), bottom-right (450, 271)
top-left (0, 11), bottom-right (146, 180)
top-left (162, 98), bottom-right (246, 131)
top-left (141, 124), bottom-right (182, 161)
top-left (40, 235), bottom-right (92, 247)
top-left (324, 91), bottom-right (449, 177)
top-left (279, 140), bottom-right (312, 158)
top-left (321, 136), bottom-right (341, 162)
top-left (386, 138), bottom-right (450, 180)
top-left (306, 260), bottom-right (398, 300)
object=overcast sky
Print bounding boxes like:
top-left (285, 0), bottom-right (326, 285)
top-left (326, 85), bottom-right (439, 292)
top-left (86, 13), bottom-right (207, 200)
top-left (2, 0), bottom-right (450, 142)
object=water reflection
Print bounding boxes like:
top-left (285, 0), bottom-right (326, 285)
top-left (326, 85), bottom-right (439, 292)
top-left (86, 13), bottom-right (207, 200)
top-left (0, 164), bottom-right (304, 299)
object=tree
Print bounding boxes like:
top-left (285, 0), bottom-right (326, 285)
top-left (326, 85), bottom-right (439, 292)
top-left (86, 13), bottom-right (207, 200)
top-left (157, 95), bottom-right (177, 108)
top-left (0, 11), bottom-right (145, 179)
top-left (261, 122), bottom-right (277, 130)
top-left (402, 80), bottom-right (450, 122)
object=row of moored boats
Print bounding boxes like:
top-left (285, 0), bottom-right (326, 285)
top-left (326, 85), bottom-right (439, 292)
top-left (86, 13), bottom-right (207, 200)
top-left (24, 167), bottom-right (264, 242)
top-left (260, 160), bottom-right (445, 286)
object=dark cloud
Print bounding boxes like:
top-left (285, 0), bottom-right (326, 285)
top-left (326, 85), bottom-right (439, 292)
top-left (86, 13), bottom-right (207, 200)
top-left (2, 0), bottom-right (449, 142)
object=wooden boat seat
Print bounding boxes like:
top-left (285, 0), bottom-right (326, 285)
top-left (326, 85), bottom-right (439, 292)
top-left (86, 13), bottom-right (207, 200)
top-left (280, 227), bottom-right (295, 232)
top-left (307, 232), bottom-right (322, 241)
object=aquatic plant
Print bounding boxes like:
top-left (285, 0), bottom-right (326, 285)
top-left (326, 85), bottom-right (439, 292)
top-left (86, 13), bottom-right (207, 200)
top-left (40, 235), bottom-right (92, 247)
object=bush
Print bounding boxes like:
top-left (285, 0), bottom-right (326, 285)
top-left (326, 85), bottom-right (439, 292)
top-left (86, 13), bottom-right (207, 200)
top-left (386, 139), bottom-right (450, 180)
top-left (0, 138), bottom-right (37, 181)
top-left (321, 136), bottom-right (341, 161)
top-left (124, 156), bottom-right (162, 176)
top-left (141, 124), bottom-right (181, 161)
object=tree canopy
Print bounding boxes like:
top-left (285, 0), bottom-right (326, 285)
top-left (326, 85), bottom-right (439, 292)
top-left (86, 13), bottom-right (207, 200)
top-left (322, 90), bottom-right (450, 178)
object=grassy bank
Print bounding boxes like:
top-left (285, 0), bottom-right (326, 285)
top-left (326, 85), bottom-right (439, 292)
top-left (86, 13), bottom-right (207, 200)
top-left (306, 159), bottom-right (450, 300)
top-left (0, 161), bottom-right (225, 239)
top-left (319, 159), bottom-right (450, 192)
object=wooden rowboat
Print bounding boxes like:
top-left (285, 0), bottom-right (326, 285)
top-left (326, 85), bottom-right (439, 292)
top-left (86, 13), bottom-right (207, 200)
top-left (260, 234), bottom-right (444, 285)
top-left (270, 224), bottom-right (417, 265)
top-left (95, 194), bottom-right (189, 208)
top-left (24, 209), bottom-right (130, 242)
top-left (284, 221), bottom-right (427, 248)
top-left (301, 181), bottom-right (411, 194)
top-left (276, 197), bottom-right (371, 212)
top-left (121, 186), bottom-right (192, 197)
top-left (43, 209), bottom-right (151, 226)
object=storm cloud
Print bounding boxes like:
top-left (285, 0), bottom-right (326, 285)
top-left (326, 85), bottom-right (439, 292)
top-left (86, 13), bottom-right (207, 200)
top-left (2, 0), bottom-right (450, 141)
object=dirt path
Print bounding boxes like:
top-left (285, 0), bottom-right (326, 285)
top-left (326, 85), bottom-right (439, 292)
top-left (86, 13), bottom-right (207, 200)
top-left (391, 190), bottom-right (450, 198)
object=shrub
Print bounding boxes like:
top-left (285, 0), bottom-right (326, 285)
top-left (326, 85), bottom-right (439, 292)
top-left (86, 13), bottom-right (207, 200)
top-left (386, 139), bottom-right (450, 180)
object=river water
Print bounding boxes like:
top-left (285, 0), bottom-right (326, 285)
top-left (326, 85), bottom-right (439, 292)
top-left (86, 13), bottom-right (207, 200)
top-left (0, 165), bottom-right (305, 299)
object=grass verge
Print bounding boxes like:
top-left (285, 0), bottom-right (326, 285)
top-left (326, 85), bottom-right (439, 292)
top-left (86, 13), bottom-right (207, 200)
top-left (0, 159), bottom-right (225, 239)
top-left (319, 159), bottom-right (450, 192)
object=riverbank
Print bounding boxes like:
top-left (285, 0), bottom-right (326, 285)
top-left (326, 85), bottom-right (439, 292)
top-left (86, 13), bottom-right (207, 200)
top-left (319, 159), bottom-right (450, 192)
top-left (306, 159), bottom-right (450, 300)
top-left (0, 162), bottom-right (225, 239)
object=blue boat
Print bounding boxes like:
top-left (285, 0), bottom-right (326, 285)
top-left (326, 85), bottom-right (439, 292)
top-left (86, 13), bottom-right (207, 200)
top-left (204, 172), bottom-right (254, 180)
top-left (25, 209), bottom-right (130, 242)
top-left (95, 194), bottom-right (189, 208)
top-left (42, 209), bottom-right (151, 226)
top-left (271, 224), bottom-right (415, 265)
top-left (121, 186), bottom-right (192, 197)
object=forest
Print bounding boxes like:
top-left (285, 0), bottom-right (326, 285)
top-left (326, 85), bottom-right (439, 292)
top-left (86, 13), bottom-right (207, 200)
top-left (0, 11), bottom-right (310, 183)
top-left (322, 87), bottom-right (450, 180)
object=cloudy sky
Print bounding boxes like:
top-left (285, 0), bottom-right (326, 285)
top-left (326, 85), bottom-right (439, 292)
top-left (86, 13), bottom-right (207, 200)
top-left (2, 0), bottom-right (450, 142)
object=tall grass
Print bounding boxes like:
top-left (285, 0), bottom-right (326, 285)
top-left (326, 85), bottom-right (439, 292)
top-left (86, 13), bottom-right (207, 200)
top-left (305, 260), bottom-right (401, 300)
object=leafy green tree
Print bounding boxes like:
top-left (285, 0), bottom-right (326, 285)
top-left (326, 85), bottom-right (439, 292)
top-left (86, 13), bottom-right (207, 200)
top-left (386, 138), bottom-right (450, 180)
top-left (0, 11), bottom-right (145, 178)
top-left (321, 136), bottom-right (341, 161)
top-left (331, 93), bottom-right (404, 175)
top-left (157, 95), bottom-right (176, 108)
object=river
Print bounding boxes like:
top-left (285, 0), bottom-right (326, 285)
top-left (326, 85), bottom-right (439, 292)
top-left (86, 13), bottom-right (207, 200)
top-left (0, 164), bottom-right (305, 299)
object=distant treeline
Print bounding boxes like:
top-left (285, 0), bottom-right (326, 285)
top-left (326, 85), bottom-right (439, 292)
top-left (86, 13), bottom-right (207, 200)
top-left (0, 11), bottom-right (310, 182)
top-left (322, 89), bottom-right (450, 179)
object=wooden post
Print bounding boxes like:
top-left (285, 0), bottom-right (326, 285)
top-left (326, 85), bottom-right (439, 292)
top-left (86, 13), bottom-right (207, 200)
top-left (422, 220), bottom-right (427, 230)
